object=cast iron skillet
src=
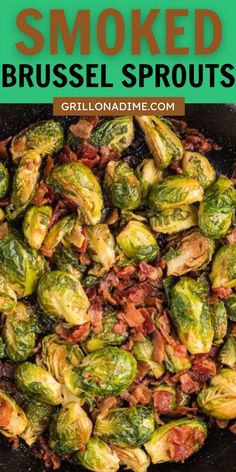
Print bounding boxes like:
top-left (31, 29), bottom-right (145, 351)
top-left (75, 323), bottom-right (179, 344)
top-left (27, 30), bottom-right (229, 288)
top-left (0, 104), bottom-right (236, 472)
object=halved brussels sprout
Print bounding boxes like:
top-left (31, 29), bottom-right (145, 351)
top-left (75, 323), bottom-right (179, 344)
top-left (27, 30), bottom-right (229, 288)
top-left (111, 446), bottom-right (150, 472)
top-left (170, 277), bottom-right (214, 354)
top-left (37, 271), bottom-right (90, 326)
top-left (164, 344), bottom-right (191, 373)
top-left (21, 402), bottom-right (53, 446)
top-left (104, 161), bottom-right (141, 210)
top-left (117, 221), bottom-right (159, 263)
top-left (165, 230), bottom-right (215, 277)
top-left (22, 205), bottom-right (52, 249)
top-left (40, 334), bottom-right (84, 383)
top-left (210, 300), bottom-right (228, 344)
top-left (145, 418), bottom-right (207, 464)
top-left (210, 244), bottom-right (236, 288)
top-left (0, 162), bottom-right (9, 198)
top-left (198, 176), bottom-right (236, 238)
top-left (49, 401), bottom-right (92, 454)
top-left (182, 152), bottom-right (216, 189)
top-left (65, 347), bottom-right (137, 397)
top-left (2, 302), bottom-right (39, 362)
top-left (132, 337), bottom-right (165, 379)
top-left (135, 159), bottom-right (162, 200)
top-left (10, 119), bottom-right (64, 164)
top-left (149, 176), bottom-right (204, 211)
top-left (15, 362), bottom-right (63, 405)
top-left (0, 226), bottom-right (45, 297)
top-left (0, 273), bottom-right (17, 313)
top-left (135, 116), bottom-right (183, 169)
top-left (150, 205), bottom-right (198, 235)
top-left (53, 245), bottom-right (86, 280)
top-left (94, 406), bottom-right (155, 447)
top-left (84, 312), bottom-right (128, 353)
top-left (42, 215), bottom-right (75, 255)
top-left (219, 337), bottom-right (236, 368)
top-left (197, 368), bottom-right (236, 419)
top-left (47, 162), bottom-right (104, 225)
top-left (0, 389), bottom-right (28, 437)
top-left (76, 437), bottom-right (120, 472)
top-left (86, 224), bottom-right (116, 271)
top-left (90, 116), bottom-right (134, 153)
top-left (62, 216), bottom-right (85, 250)
top-left (225, 294), bottom-right (236, 321)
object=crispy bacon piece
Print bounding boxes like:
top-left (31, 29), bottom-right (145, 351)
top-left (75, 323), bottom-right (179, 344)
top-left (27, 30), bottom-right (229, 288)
top-left (99, 145), bottom-right (119, 167)
top-left (118, 303), bottom-right (145, 328)
top-left (129, 383), bottom-right (152, 405)
top-left (98, 397), bottom-right (118, 415)
top-left (58, 144), bottom-right (77, 164)
top-left (212, 287), bottom-right (233, 298)
top-left (114, 265), bottom-right (136, 279)
top-left (0, 222), bottom-right (8, 240)
top-left (55, 322), bottom-right (90, 344)
top-left (0, 399), bottom-right (13, 428)
top-left (44, 155), bottom-right (54, 178)
top-left (112, 321), bottom-right (128, 337)
top-left (167, 425), bottom-right (205, 462)
top-left (135, 362), bottom-right (150, 382)
top-left (78, 141), bottom-right (98, 160)
top-left (33, 181), bottom-right (55, 206)
top-left (138, 262), bottom-right (163, 282)
top-left (153, 391), bottom-right (174, 414)
top-left (88, 296), bottom-right (103, 333)
top-left (180, 373), bottom-right (200, 394)
top-left (192, 357), bottom-right (216, 380)
top-left (152, 330), bottom-right (165, 364)
top-left (226, 228), bottom-right (236, 244)
top-left (0, 136), bottom-right (11, 157)
top-left (70, 119), bottom-right (94, 141)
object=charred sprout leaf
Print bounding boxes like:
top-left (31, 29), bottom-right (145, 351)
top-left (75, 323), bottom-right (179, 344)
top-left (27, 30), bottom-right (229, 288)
top-left (225, 294), bottom-right (236, 321)
top-left (132, 338), bottom-right (165, 379)
top-left (22, 205), bottom-right (52, 250)
top-left (62, 216), bottom-right (85, 250)
top-left (149, 175), bottom-right (204, 212)
top-left (0, 389), bottom-right (28, 437)
top-left (104, 161), bottom-right (141, 210)
top-left (0, 162), bottom-right (9, 198)
top-left (182, 152), bottom-right (216, 189)
top-left (165, 230), bottom-right (215, 277)
top-left (117, 220), bottom-right (159, 263)
top-left (37, 271), bottom-right (90, 326)
top-left (47, 162), bottom-right (104, 225)
top-left (42, 215), bottom-right (75, 254)
top-left (145, 418), bottom-right (207, 464)
top-left (164, 344), bottom-right (191, 373)
top-left (86, 224), bottom-right (116, 271)
top-left (10, 120), bottom-right (64, 164)
top-left (21, 402), bottom-right (53, 446)
top-left (15, 362), bottom-right (63, 405)
top-left (210, 300), bottom-right (228, 344)
top-left (94, 406), bottom-right (155, 447)
top-left (197, 368), bottom-right (236, 419)
top-left (210, 244), bottom-right (236, 288)
top-left (53, 245), bottom-right (86, 280)
top-left (49, 401), bottom-right (92, 454)
top-left (170, 277), bottom-right (214, 354)
top-left (150, 205), bottom-right (198, 235)
top-left (84, 312), bottom-right (128, 352)
top-left (135, 116), bottom-right (183, 169)
top-left (75, 437), bottom-right (120, 472)
top-left (135, 159), bottom-right (162, 200)
top-left (198, 176), bottom-right (236, 238)
top-left (111, 446), bottom-right (150, 472)
top-left (219, 337), bottom-right (236, 368)
top-left (90, 116), bottom-right (134, 153)
top-left (0, 225), bottom-right (45, 297)
top-left (0, 273), bottom-right (17, 313)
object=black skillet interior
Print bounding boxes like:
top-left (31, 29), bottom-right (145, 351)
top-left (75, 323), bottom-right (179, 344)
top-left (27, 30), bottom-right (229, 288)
top-left (0, 104), bottom-right (236, 472)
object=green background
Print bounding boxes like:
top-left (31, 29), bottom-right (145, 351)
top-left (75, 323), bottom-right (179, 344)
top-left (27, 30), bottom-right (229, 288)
top-left (0, 0), bottom-right (235, 103)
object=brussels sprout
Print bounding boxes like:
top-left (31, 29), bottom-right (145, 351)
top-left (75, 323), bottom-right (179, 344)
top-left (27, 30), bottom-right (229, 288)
top-left (182, 151), bottom-right (216, 189)
top-left (86, 224), bottom-right (116, 271)
top-left (21, 402), bottom-right (53, 446)
top-left (145, 418), bottom-right (207, 464)
top-left (76, 437), bottom-right (120, 472)
top-left (210, 300), bottom-right (228, 344)
top-left (132, 338), bottom-right (165, 379)
top-left (149, 176), bottom-right (204, 212)
top-left (62, 216), bottom-right (85, 250)
top-left (225, 294), bottom-right (236, 321)
top-left (165, 230), bottom-right (215, 277)
top-left (152, 383), bottom-right (177, 412)
top-left (65, 347), bottom-right (137, 397)
top-left (198, 176), bottom-right (236, 238)
top-left (196, 273), bottom-right (211, 301)
top-left (0, 162), bottom-right (9, 198)
top-left (2, 302), bottom-right (39, 362)
top-left (219, 337), bottom-right (236, 368)
top-left (135, 116), bottom-right (183, 169)
top-left (10, 119), bottom-right (64, 164)
top-left (40, 334), bottom-right (84, 383)
top-left (49, 401), bottom-right (92, 454)
top-left (53, 245), bottom-right (86, 280)
top-left (38, 271), bottom-right (89, 326)
top-left (170, 277), bottom-right (214, 354)
top-left (135, 159), bottom-right (162, 200)
top-left (111, 446), bottom-right (150, 472)
top-left (22, 205), bottom-right (52, 249)
top-left (164, 344), bottom-right (191, 373)
top-left (210, 244), bottom-right (236, 288)
top-left (104, 161), bottom-right (141, 210)
top-left (94, 406), bottom-right (155, 447)
top-left (117, 221), bottom-right (159, 263)
top-left (0, 337), bottom-right (5, 358)
top-left (197, 368), bottom-right (236, 419)
top-left (15, 362), bottom-right (63, 405)
top-left (0, 273), bottom-right (17, 313)
top-left (0, 389), bottom-right (28, 437)
top-left (150, 205), bottom-right (198, 235)
top-left (90, 116), bottom-right (134, 153)
top-left (47, 162), bottom-right (104, 225)
top-left (84, 312), bottom-right (128, 353)
top-left (42, 215), bottom-right (75, 255)
top-left (0, 226), bottom-right (45, 297)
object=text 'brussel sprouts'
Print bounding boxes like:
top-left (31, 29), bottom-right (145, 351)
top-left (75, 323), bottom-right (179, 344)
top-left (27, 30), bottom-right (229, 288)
top-left (90, 116), bottom-right (134, 153)
top-left (0, 273), bottom-right (17, 313)
top-left (0, 162), bottom-right (9, 198)
top-left (117, 221), bottom-right (159, 263)
top-left (197, 368), bottom-right (236, 419)
top-left (182, 151), bottom-right (216, 189)
top-left (21, 402), bottom-right (53, 446)
top-left (0, 389), bottom-right (28, 437)
top-left (149, 175), bottom-right (204, 212)
top-left (22, 205), bottom-right (52, 250)
top-left (150, 205), bottom-right (198, 235)
top-left (210, 244), bottom-right (236, 288)
top-left (86, 224), bottom-right (116, 271)
top-left (104, 161), bottom-right (141, 210)
top-left (76, 437), bottom-right (120, 472)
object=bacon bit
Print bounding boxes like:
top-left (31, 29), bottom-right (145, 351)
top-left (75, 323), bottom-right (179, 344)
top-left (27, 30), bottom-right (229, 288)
top-left (119, 303), bottom-right (145, 328)
top-left (0, 197), bottom-right (10, 207)
top-left (70, 119), bottom-right (94, 141)
top-left (229, 422), bottom-right (236, 434)
top-left (135, 362), bottom-right (150, 382)
top-left (153, 391), bottom-right (174, 414)
top-left (112, 321), bottom-right (128, 337)
top-left (159, 258), bottom-right (167, 270)
top-left (33, 436), bottom-right (61, 469)
top-left (152, 330), bottom-right (165, 364)
top-left (58, 144), bottom-right (77, 164)
top-left (139, 307), bottom-right (156, 334)
top-left (138, 262), bottom-right (163, 282)
top-left (170, 162), bottom-right (183, 174)
top-left (55, 322), bottom-right (90, 344)
top-left (0, 136), bottom-right (11, 157)
top-left (33, 181), bottom-right (55, 206)
top-left (40, 246), bottom-right (54, 258)
top-left (0, 399), bottom-right (13, 428)
top-left (122, 339), bottom-right (134, 351)
top-left (167, 425), bottom-right (205, 462)
top-left (78, 141), bottom-right (98, 160)
top-left (44, 155), bottom-right (54, 178)
top-left (212, 287), bottom-right (233, 298)
top-left (174, 344), bottom-right (188, 358)
top-left (226, 228), bottom-right (236, 244)
top-left (98, 397), bottom-right (118, 415)
top-left (0, 222), bottom-right (8, 240)
top-left (169, 406), bottom-right (198, 418)
top-left (105, 208), bottom-right (119, 225)
top-left (80, 253), bottom-right (91, 265)
top-left (8, 437), bottom-right (20, 449)
top-left (49, 202), bottom-right (68, 228)
top-left (215, 419), bottom-right (229, 429)
top-left (192, 357), bottom-right (216, 379)
top-left (80, 229), bottom-right (88, 253)
top-left (99, 145), bottom-right (119, 167)
top-left (131, 332), bottom-right (146, 342)
top-left (83, 116), bottom-right (99, 128)
top-left (80, 156), bottom-right (101, 169)
top-left (121, 286), bottom-right (145, 305)
top-left (129, 383), bottom-right (153, 405)
top-left (88, 296), bottom-right (103, 334)
top-left (180, 373), bottom-right (200, 394)
top-left (114, 265), bottom-right (136, 279)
